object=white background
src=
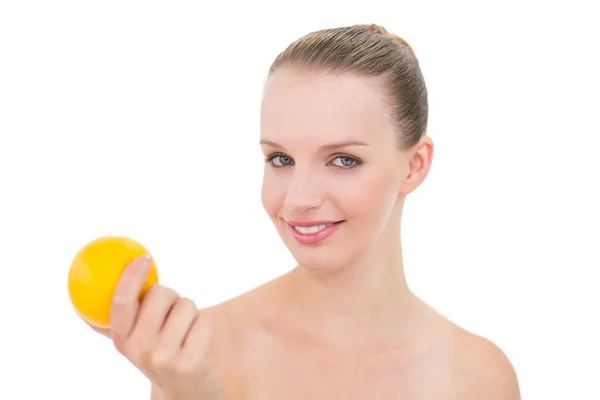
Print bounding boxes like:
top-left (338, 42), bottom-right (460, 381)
top-left (1, 1), bottom-right (599, 399)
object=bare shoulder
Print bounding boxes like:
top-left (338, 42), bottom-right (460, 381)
top-left (451, 328), bottom-right (521, 399)
top-left (195, 276), bottom-right (284, 359)
top-left (199, 274), bottom-right (283, 326)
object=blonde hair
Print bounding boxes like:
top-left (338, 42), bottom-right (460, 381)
top-left (268, 24), bottom-right (428, 149)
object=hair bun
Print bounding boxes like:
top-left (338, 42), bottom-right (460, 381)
top-left (363, 23), bottom-right (416, 58)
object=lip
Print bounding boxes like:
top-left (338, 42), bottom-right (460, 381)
top-left (285, 220), bottom-right (345, 245)
top-left (286, 220), bottom-right (342, 227)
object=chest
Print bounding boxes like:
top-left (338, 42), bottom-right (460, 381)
top-left (223, 336), bottom-right (454, 400)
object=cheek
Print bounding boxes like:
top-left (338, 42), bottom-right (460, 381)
top-left (330, 168), bottom-right (399, 220)
top-left (261, 170), bottom-right (285, 217)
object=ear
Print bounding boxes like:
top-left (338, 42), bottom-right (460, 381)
top-left (399, 136), bottom-right (434, 195)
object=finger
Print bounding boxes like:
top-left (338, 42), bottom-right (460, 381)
top-left (132, 284), bottom-right (179, 337)
top-left (180, 313), bottom-right (212, 365)
top-left (110, 254), bottom-right (154, 344)
top-left (156, 298), bottom-right (198, 355)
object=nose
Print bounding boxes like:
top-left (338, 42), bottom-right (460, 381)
top-left (284, 168), bottom-right (323, 215)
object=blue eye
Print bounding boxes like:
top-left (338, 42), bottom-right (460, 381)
top-left (331, 156), bottom-right (358, 168)
top-left (270, 155), bottom-right (293, 167)
top-left (266, 154), bottom-right (360, 168)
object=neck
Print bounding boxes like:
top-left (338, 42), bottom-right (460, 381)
top-left (282, 218), bottom-right (417, 346)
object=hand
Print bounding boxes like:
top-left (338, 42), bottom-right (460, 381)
top-left (90, 255), bottom-right (223, 400)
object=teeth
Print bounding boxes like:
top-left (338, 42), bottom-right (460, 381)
top-left (294, 223), bottom-right (332, 234)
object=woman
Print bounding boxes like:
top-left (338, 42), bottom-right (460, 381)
top-left (92, 24), bottom-right (521, 399)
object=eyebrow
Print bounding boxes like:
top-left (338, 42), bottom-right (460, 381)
top-left (259, 139), bottom-right (369, 152)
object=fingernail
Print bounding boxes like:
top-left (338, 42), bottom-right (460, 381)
top-left (139, 254), bottom-right (153, 269)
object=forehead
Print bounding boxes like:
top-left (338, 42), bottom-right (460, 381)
top-left (260, 69), bottom-right (393, 148)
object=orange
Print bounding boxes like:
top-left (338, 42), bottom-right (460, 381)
top-left (68, 235), bottom-right (159, 329)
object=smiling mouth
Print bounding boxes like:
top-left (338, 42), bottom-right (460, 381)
top-left (285, 220), bottom-right (345, 244)
top-left (292, 222), bottom-right (342, 234)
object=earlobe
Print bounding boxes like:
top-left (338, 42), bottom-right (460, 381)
top-left (399, 136), bottom-right (434, 195)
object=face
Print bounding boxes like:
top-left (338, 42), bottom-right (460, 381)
top-left (260, 68), bottom-right (432, 271)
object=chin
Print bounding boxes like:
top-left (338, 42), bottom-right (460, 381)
top-left (293, 252), bottom-right (348, 272)
top-left (282, 239), bottom-right (354, 272)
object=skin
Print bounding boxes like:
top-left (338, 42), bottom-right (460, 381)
top-left (92, 68), bottom-right (521, 399)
